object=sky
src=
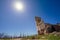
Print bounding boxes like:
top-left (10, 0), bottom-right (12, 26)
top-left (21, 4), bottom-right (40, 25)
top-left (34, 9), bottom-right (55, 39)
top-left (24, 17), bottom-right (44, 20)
top-left (0, 0), bottom-right (60, 36)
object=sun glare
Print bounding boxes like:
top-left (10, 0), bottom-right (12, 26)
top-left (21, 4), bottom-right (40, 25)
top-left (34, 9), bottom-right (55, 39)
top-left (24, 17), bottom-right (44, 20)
top-left (13, 2), bottom-right (24, 11)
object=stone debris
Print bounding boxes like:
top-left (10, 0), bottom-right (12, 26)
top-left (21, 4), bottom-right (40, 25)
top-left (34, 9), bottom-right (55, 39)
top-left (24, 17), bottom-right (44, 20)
top-left (35, 16), bottom-right (60, 35)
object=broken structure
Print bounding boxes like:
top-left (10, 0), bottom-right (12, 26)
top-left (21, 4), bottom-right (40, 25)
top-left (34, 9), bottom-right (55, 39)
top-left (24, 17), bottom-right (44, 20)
top-left (35, 16), bottom-right (60, 35)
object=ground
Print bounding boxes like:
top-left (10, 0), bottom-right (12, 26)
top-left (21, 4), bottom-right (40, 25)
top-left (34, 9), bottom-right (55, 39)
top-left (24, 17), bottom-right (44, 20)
top-left (0, 34), bottom-right (60, 40)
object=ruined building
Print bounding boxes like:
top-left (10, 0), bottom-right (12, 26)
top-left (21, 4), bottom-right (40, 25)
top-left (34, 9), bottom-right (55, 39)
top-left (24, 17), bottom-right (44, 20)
top-left (35, 16), bottom-right (60, 35)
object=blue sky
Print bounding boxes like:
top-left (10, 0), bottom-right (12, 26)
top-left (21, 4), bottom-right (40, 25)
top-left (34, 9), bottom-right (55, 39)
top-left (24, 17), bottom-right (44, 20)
top-left (0, 0), bottom-right (60, 36)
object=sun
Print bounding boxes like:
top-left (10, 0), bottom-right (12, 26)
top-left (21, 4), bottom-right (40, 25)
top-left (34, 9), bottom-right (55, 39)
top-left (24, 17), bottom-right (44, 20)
top-left (13, 2), bottom-right (24, 11)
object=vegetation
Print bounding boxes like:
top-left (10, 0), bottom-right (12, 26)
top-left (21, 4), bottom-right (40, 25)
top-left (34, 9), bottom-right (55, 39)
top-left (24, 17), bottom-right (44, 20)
top-left (25, 34), bottom-right (60, 40)
top-left (0, 33), bottom-right (60, 40)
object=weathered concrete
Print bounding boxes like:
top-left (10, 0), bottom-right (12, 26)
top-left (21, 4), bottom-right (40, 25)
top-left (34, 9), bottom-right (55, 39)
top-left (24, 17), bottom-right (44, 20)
top-left (35, 16), bottom-right (45, 35)
top-left (35, 16), bottom-right (60, 35)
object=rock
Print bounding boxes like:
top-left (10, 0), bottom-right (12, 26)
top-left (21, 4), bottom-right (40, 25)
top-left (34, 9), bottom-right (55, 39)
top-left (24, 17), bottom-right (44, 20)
top-left (35, 16), bottom-right (60, 35)
top-left (35, 16), bottom-right (45, 35)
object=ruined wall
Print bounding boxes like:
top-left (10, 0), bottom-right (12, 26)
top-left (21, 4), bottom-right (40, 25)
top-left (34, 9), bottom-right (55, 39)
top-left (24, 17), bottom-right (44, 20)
top-left (35, 16), bottom-right (60, 35)
top-left (35, 16), bottom-right (45, 35)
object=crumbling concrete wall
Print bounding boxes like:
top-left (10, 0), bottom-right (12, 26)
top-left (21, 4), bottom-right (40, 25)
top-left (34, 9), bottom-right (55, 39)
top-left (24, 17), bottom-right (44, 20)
top-left (35, 16), bottom-right (45, 35)
top-left (35, 16), bottom-right (60, 35)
